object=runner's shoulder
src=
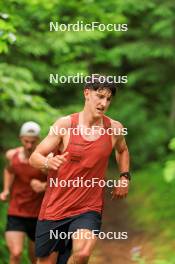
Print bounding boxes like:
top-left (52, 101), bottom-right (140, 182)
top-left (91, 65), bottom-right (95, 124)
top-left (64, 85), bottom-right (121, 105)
top-left (5, 147), bottom-right (22, 161)
top-left (108, 118), bottom-right (124, 129)
top-left (54, 115), bottom-right (71, 130)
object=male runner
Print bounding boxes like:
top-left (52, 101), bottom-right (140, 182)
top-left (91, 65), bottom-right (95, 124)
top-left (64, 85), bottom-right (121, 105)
top-left (30, 75), bottom-right (130, 264)
top-left (0, 121), bottom-right (47, 264)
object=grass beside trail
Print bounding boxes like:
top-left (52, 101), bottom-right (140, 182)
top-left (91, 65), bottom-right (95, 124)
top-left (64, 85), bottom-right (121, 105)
top-left (127, 163), bottom-right (175, 263)
top-left (0, 204), bottom-right (9, 262)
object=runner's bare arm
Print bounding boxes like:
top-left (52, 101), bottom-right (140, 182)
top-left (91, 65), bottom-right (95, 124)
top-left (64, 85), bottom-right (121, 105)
top-left (29, 117), bottom-right (70, 170)
top-left (0, 148), bottom-right (19, 201)
top-left (111, 121), bottom-right (130, 199)
top-left (30, 179), bottom-right (47, 193)
top-left (111, 120), bottom-right (130, 173)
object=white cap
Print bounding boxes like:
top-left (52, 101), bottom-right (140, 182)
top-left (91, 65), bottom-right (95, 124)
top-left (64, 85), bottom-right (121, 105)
top-left (20, 121), bottom-right (41, 137)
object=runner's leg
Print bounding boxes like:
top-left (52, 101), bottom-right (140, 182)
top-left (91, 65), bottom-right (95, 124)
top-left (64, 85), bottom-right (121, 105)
top-left (67, 229), bottom-right (98, 264)
top-left (56, 239), bottom-right (72, 264)
top-left (28, 239), bottom-right (37, 264)
top-left (37, 251), bottom-right (58, 264)
top-left (5, 231), bottom-right (25, 264)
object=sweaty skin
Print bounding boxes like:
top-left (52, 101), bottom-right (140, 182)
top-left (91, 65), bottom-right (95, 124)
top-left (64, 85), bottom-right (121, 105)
top-left (29, 88), bottom-right (130, 264)
top-left (30, 90), bottom-right (129, 198)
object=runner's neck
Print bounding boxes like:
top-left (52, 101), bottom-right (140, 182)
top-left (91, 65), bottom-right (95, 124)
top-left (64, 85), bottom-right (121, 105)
top-left (79, 111), bottom-right (103, 128)
top-left (18, 147), bottom-right (30, 163)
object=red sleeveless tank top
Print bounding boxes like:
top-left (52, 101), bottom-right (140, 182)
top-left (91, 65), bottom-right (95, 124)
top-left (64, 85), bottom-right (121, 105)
top-left (39, 113), bottom-right (113, 220)
top-left (8, 151), bottom-right (47, 217)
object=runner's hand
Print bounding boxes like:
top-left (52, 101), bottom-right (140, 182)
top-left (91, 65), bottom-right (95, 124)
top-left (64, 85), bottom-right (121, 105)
top-left (30, 179), bottom-right (46, 193)
top-left (0, 190), bottom-right (10, 201)
top-left (46, 152), bottom-right (69, 170)
top-left (111, 176), bottom-right (129, 200)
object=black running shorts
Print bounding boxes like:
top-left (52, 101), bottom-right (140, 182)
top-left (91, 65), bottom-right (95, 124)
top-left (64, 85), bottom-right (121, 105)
top-left (35, 211), bottom-right (102, 258)
top-left (6, 215), bottom-right (38, 241)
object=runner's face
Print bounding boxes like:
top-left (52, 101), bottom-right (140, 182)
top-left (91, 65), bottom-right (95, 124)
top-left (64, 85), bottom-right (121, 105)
top-left (20, 136), bottom-right (39, 155)
top-left (85, 88), bottom-right (112, 118)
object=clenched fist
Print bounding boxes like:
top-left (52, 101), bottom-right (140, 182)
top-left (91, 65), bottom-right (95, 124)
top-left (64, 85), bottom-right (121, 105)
top-left (46, 152), bottom-right (69, 170)
top-left (0, 190), bottom-right (10, 201)
top-left (30, 179), bottom-right (46, 193)
top-left (111, 176), bottom-right (129, 200)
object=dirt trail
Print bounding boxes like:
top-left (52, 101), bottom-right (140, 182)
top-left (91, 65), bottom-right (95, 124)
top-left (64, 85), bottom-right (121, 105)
top-left (89, 190), bottom-right (154, 264)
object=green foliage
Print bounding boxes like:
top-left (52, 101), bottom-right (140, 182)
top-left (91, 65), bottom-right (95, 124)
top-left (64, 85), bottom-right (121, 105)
top-left (0, 0), bottom-right (173, 168)
top-left (133, 254), bottom-right (175, 264)
top-left (0, 12), bottom-right (16, 53)
top-left (0, 0), bottom-right (174, 262)
top-left (0, 62), bottom-right (60, 151)
top-left (169, 138), bottom-right (175, 151)
top-left (129, 163), bottom-right (175, 232)
top-left (128, 163), bottom-right (175, 263)
top-left (0, 204), bottom-right (8, 263)
top-left (164, 138), bottom-right (175, 182)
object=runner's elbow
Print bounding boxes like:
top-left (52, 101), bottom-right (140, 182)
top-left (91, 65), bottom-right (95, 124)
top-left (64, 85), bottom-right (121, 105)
top-left (29, 152), bottom-right (36, 167)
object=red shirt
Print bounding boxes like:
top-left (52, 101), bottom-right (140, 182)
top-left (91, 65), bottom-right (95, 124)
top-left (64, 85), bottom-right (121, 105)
top-left (39, 113), bottom-right (113, 220)
top-left (8, 151), bottom-right (47, 218)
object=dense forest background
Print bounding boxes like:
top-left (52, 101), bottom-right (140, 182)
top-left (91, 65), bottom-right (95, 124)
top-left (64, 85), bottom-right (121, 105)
top-left (1, 0), bottom-right (175, 263)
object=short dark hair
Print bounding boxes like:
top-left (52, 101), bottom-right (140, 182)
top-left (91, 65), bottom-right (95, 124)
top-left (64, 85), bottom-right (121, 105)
top-left (84, 74), bottom-right (117, 96)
